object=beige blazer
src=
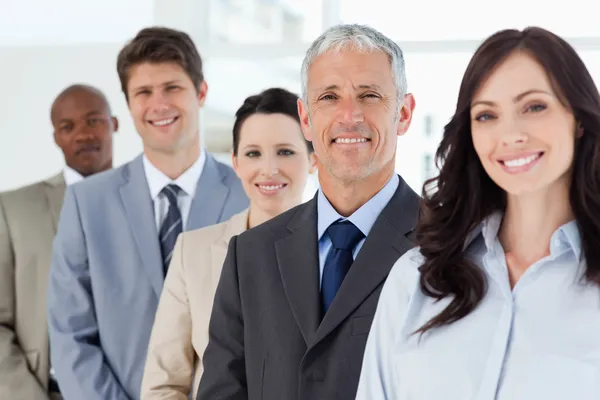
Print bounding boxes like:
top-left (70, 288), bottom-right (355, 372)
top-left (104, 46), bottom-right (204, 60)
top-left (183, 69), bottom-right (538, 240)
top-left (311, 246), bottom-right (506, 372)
top-left (0, 173), bottom-right (66, 400)
top-left (141, 208), bottom-right (249, 399)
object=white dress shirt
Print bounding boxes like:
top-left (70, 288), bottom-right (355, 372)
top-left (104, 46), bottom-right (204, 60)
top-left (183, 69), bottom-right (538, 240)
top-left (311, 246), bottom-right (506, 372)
top-left (62, 165), bottom-right (84, 186)
top-left (142, 150), bottom-right (206, 231)
top-left (356, 212), bottom-right (600, 400)
top-left (316, 174), bottom-right (399, 288)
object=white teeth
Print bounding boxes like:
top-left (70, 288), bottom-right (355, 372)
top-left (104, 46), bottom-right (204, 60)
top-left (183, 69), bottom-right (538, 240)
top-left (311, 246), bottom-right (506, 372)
top-left (153, 118), bottom-right (175, 126)
top-left (258, 184), bottom-right (284, 191)
top-left (335, 138), bottom-right (368, 144)
top-left (503, 154), bottom-right (540, 167)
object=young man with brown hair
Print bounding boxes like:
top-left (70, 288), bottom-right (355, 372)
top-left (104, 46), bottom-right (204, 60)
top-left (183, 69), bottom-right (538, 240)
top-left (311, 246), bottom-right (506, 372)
top-left (47, 27), bottom-right (248, 400)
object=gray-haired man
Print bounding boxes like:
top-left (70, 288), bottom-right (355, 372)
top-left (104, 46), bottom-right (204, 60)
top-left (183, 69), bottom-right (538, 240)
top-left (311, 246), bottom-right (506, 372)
top-left (197, 24), bottom-right (420, 400)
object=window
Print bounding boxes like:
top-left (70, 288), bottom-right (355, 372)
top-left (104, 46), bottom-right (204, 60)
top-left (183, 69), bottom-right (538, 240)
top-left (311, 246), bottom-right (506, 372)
top-left (203, 56), bottom-right (302, 152)
top-left (340, 0), bottom-right (600, 41)
top-left (423, 154), bottom-right (434, 180)
top-left (580, 51), bottom-right (600, 87)
top-left (210, 0), bottom-right (324, 43)
top-left (423, 114), bottom-right (434, 138)
top-left (0, 0), bottom-right (152, 46)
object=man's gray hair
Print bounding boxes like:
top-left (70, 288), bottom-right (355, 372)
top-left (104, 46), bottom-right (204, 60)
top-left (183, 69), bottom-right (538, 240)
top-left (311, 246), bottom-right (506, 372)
top-left (300, 24), bottom-right (407, 103)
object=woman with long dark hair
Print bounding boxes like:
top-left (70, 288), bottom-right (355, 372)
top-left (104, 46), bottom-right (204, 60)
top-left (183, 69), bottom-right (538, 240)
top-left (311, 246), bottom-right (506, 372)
top-left (355, 27), bottom-right (600, 400)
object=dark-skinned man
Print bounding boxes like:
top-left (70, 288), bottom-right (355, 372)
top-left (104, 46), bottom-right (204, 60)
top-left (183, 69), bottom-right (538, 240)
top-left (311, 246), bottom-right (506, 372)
top-left (0, 84), bottom-right (117, 400)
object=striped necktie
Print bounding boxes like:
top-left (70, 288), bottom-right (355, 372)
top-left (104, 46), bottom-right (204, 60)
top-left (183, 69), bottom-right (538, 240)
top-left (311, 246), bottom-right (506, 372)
top-left (159, 184), bottom-right (183, 275)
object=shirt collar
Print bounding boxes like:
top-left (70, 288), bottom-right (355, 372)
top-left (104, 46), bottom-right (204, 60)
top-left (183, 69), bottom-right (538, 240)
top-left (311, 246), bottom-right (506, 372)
top-left (317, 174), bottom-right (399, 240)
top-left (469, 211), bottom-right (582, 261)
top-left (63, 165), bottom-right (84, 186)
top-left (551, 220), bottom-right (582, 261)
top-left (142, 149), bottom-right (206, 200)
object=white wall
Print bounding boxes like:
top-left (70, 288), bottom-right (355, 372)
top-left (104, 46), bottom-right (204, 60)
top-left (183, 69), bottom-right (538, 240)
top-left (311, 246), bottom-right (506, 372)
top-left (0, 0), bottom-right (307, 191)
top-left (0, 0), bottom-right (153, 47)
top-left (0, 0), bottom-right (157, 191)
top-left (0, 43), bottom-right (144, 191)
top-left (0, 45), bottom-right (306, 191)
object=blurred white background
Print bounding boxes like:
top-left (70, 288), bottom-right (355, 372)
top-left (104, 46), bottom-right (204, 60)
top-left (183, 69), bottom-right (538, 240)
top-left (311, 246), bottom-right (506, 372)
top-left (1, 0), bottom-right (599, 197)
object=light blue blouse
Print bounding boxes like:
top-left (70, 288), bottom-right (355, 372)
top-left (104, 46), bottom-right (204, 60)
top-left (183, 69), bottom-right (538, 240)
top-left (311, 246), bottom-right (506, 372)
top-left (356, 212), bottom-right (600, 400)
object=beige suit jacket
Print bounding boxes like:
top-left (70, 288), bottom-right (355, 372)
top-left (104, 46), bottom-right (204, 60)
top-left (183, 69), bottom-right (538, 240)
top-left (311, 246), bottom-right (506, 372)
top-left (141, 209), bottom-right (249, 399)
top-left (0, 173), bottom-right (66, 400)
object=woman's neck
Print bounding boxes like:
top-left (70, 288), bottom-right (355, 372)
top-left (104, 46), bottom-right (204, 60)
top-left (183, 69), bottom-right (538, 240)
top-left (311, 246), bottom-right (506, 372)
top-left (499, 185), bottom-right (573, 267)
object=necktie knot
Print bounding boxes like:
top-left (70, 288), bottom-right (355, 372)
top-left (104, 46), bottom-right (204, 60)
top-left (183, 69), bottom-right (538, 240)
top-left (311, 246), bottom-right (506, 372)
top-left (327, 220), bottom-right (364, 251)
top-left (161, 184), bottom-right (181, 206)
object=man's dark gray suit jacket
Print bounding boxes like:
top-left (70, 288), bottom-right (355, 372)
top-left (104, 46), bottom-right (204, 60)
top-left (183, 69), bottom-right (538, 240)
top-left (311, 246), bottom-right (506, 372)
top-left (197, 175), bottom-right (421, 400)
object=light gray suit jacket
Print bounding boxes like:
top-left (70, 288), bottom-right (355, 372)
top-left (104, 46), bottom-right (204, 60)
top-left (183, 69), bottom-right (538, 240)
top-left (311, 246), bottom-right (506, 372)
top-left (47, 153), bottom-right (248, 400)
top-left (0, 173), bottom-right (65, 400)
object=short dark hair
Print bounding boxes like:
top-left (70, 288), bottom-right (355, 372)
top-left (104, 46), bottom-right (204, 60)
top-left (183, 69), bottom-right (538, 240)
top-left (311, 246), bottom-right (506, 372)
top-left (116, 27), bottom-right (204, 100)
top-left (232, 87), bottom-right (313, 155)
top-left (415, 26), bottom-right (600, 335)
top-left (51, 84), bottom-right (112, 122)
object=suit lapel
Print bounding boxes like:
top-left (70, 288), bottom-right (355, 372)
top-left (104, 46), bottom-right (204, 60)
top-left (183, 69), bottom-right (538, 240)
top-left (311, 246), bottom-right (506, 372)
top-left (313, 176), bottom-right (421, 344)
top-left (43, 173), bottom-right (66, 231)
top-left (36, 172), bottom-right (66, 361)
top-left (210, 244), bottom-right (229, 287)
top-left (118, 156), bottom-right (164, 297)
top-left (187, 154), bottom-right (228, 230)
top-left (275, 199), bottom-right (321, 346)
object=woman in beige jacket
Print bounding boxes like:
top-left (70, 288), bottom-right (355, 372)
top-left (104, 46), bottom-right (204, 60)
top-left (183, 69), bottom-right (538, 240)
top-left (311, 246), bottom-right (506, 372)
top-left (140, 88), bottom-right (316, 399)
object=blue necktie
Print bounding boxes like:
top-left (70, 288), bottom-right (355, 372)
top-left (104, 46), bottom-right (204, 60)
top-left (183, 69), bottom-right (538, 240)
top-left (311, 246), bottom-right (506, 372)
top-left (159, 184), bottom-right (182, 276)
top-left (321, 220), bottom-right (365, 314)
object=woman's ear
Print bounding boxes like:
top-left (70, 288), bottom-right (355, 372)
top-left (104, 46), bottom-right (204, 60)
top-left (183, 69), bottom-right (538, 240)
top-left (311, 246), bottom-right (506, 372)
top-left (231, 152), bottom-right (241, 178)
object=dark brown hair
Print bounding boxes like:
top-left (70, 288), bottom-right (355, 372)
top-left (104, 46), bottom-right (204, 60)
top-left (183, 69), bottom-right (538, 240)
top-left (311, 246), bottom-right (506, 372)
top-left (116, 27), bottom-right (204, 100)
top-left (415, 27), bottom-right (600, 334)
top-left (232, 88), bottom-right (313, 155)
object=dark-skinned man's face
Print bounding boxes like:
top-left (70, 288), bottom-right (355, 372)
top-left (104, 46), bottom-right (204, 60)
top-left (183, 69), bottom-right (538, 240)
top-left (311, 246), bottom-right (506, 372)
top-left (52, 90), bottom-right (118, 176)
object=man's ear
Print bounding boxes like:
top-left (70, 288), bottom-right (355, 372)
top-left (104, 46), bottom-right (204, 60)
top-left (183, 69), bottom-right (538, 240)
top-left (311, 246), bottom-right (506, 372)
top-left (396, 93), bottom-right (416, 137)
top-left (111, 116), bottom-right (119, 133)
top-left (196, 81), bottom-right (208, 107)
top-left (298, 98), bottom-right (312, 142)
